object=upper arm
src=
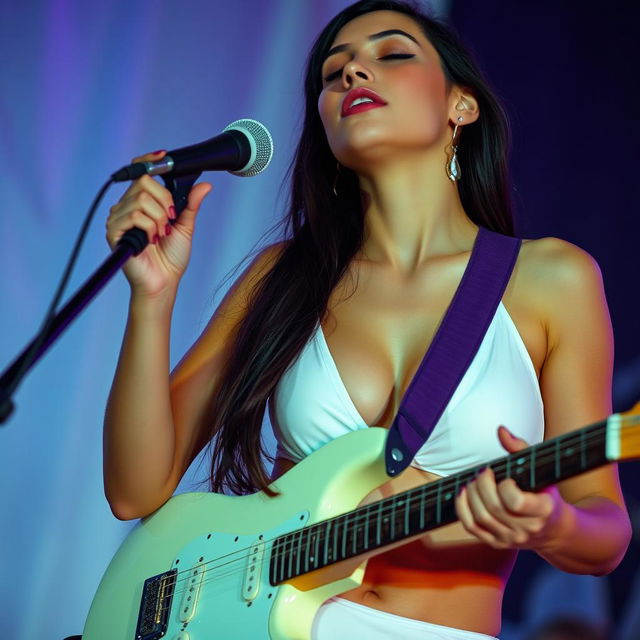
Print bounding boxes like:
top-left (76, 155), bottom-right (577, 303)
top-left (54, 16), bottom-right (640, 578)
top-left (532, 238), bottom-right (625, 509)
top-left (167, 242), bottom-right (287, 479)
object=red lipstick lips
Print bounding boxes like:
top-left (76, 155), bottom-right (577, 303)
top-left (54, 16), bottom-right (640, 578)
top-left (341, 88), bottom-right (387, 117)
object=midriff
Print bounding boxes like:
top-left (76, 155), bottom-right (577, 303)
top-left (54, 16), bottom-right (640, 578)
top-left (338, 464), bottom-right (516, 637)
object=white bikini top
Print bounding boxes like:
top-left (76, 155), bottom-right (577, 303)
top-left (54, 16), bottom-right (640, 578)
top-left (269, 303), bottom-right (544, 477)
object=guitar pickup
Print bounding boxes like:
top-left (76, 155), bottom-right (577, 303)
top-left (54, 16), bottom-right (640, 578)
top-left (242, 540), bottom-right (264, 600)
top-left (178, 563), bottom-right (205, 623)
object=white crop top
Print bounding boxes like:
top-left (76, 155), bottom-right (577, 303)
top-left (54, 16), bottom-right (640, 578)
top-left (269, 303), bottom-right (544, 476)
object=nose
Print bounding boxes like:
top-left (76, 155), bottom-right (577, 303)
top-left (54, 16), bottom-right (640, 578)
top-left (341, 57), bottom-right (373, 87)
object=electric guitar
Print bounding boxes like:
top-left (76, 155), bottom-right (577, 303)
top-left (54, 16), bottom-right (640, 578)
top-left (82, 404), bottom-right (639, 639)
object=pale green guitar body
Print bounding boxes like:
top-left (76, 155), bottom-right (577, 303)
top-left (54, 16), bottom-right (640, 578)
top-left (82, 405), bottom-right (638, 638)
top-left (82, 427), bottom-right (390, 640)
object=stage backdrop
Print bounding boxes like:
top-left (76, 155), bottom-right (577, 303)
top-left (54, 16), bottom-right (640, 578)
top-left (1, 2), bottom-right (637, 640)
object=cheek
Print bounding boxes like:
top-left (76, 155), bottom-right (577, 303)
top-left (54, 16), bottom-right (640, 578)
top-left (399, 67), bottom-right (448, 120)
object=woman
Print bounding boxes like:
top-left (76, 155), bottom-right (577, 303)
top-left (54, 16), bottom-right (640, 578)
top-left (103, 1), bottom-right (631, 638)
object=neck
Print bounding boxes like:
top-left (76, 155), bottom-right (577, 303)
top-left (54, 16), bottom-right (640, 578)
top-left (354, 142), bottom-right (477, 274)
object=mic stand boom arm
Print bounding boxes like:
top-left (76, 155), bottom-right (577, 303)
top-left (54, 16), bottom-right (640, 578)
top-left (0, 172), bottom-right (201, 425)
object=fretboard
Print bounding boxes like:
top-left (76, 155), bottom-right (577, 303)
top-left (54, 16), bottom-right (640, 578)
top-left (269, 419), bottom-right (608, 585)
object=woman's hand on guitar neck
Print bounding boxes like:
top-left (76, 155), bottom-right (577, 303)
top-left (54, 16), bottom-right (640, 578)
top-left (455, 426), bottom-right (568, 551)
top-left (106, 150), bottom-right (213, 300)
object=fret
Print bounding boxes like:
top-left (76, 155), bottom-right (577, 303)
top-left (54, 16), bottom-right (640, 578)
top-left (580, 429), bottom-right (587, 470)
top-left (323, 521), bottom-right (331, 566)
top-left (287, 534), bottom-right (294, 579)
top-left (436, 481), bottom-right (443, 525)
top-left (516, 455), bottom-right (525, 479)
top-left (333, 517), bottom-right (340, 562)
top-left (313, 526), bottom-right (321, 569)
top-left (403, 494), bottom-right (411, 536)
top-left (304, 528), bottom-right (312, 573)
top-left (389, 498), bottom-right (397, 541)
top-left (340, 514), bottom-right (348, 559)
top-left (364, 505), bottom-right (370, 551)
top-left (419, 486), bottom-right (426, 530)
top-left (376, 500), bottom-right (383, 546)
top-left (278, 536), bottom-right (287, 583)
top-left (394, 497), bottom-right (402, 538)
top-left (352, 512), bottom-right (359, 556)
top-left (530, 446), bottom-right (536, 490)
top-left (294, 529), bottom-right (303, 577)
top-left (506, 454), bottom-right (511, 480)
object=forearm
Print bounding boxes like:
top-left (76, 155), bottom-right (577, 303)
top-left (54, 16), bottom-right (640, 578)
top-left (537, 495), bottom-right (631, 575)
top-left (103, 289), bottom-right (180, 520)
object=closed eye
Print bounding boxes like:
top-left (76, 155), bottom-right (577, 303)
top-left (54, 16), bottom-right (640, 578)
top-left (323, 53), bottom-right (415, 83)
top-left (324, 68), bottom-right (343, 83)
top-left (379, 53), bottom-right (415, 60)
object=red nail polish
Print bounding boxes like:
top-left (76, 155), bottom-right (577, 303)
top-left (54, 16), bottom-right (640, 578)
top-left (169, 206), bottom-right (176, 219)
top-left (165, 224), bottom-right (172, 236)
top-left (153, 234), bottom-right (159, 244)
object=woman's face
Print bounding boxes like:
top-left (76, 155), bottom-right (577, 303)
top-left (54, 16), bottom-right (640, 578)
top-left (318, 10), bottom-right (453, 170)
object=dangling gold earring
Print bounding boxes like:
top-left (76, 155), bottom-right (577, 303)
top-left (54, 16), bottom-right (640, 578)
top-left (447, 117), bottom-right (463, 182)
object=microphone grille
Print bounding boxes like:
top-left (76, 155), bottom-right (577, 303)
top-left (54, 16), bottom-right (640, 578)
top-left (223, 118), bottom-right (274, 177)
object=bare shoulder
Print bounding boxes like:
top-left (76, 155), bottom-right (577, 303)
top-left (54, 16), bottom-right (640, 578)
top-left (517, 236), bottom-right (605, 308)
top-left (517, 237), bottom-right (612, 375)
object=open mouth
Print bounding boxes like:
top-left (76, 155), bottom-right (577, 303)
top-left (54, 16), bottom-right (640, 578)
top-left (342, 88), bottom-right (387, 117)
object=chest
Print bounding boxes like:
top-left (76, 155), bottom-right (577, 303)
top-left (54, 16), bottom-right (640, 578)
top-left (321, 255), bottom-right (546, 428)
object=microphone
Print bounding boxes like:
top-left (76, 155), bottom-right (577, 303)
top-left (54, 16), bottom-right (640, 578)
top-left (111, 118), bottom-right (273, 182)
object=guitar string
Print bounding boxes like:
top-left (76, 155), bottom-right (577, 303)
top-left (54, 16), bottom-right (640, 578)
top-left (156, 423), bottom-right (640, 608)
top-left (149, 419), bottom-right (639, 607)
top-left (153, 421), bottom-right (640, 606)
top-left (157, 431), bottom-right (640, 613)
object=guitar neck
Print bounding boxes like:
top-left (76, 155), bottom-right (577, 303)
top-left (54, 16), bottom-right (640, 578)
top-left (270, 417), bottom-right (616, 585)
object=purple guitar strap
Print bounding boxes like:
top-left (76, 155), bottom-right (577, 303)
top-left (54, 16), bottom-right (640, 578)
top-left (385, 227), bottom-right (522, 477)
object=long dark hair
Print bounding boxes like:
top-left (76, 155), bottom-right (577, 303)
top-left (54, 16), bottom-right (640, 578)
top-left (200, 0), bottom-right (515, 495)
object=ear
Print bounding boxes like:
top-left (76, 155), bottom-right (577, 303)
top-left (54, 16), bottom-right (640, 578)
top-left (448, 87), bottom-right (480, 127)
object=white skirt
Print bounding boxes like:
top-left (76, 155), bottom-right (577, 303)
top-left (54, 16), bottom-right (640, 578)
top-left (312, 597), bottom-right (499, 640)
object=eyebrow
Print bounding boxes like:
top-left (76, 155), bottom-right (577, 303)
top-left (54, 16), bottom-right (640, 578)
top-left (324, 29), bottom-right (420, 61)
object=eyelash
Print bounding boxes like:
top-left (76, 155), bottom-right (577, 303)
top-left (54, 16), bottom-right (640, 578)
top-left (323, 53), bottom-right (415, 82)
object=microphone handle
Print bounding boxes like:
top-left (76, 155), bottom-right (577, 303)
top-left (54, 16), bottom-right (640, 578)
top-left (111, 129), bottom-right (248, 182)
top-left (168, 129), bottom-right (248, 177)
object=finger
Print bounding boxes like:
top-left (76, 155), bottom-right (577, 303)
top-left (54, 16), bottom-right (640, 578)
top-left (107, 208), bottom-right (160, 248)
top-left (466, 472), bottom-right (514, 544)
top-left (174, 182), bottom-right (213, 231)
top-left (497, 479), bottom-right (555, 519)
top-left (497, 425), bottom-right (529, 454)
top-left (474, 468), bottom-right (515, 523)
top-left (455, 487), bottom-right (479, 537)
top-left (456, 485), bottom-right (503, 548)
top-left (107, 190), bottom-right (171, 245)
top-left (495, 478), bottom-right (527, 514)
top-left (110, 177), bottom-right (175, 237)
top-left (131, 149), bottom-right (167, 164)
top-left (122, 174), bottom-right (175, 217)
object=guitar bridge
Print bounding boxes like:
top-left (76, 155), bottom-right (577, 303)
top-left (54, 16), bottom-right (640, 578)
top-left (135, 569), bottom-right (177, 640)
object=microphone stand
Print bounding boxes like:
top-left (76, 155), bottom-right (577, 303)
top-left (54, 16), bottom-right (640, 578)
top-left (0, 172), bottom-right (201, 426)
